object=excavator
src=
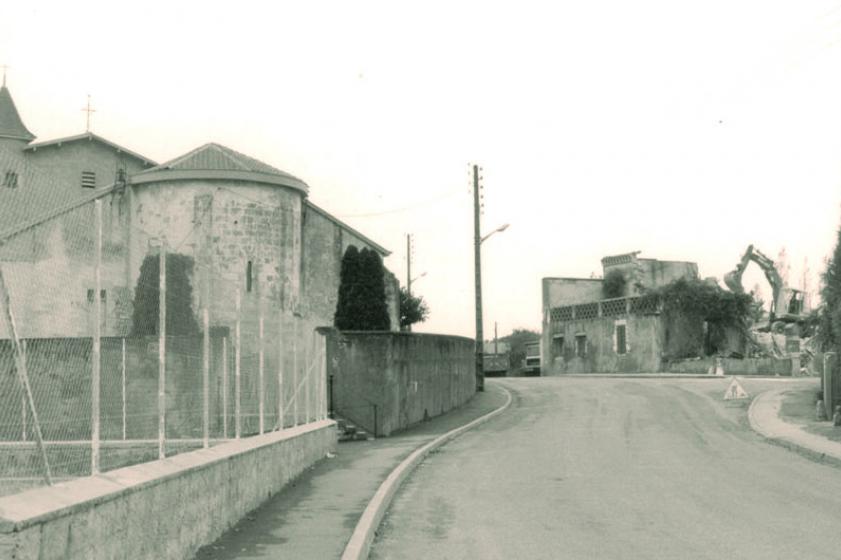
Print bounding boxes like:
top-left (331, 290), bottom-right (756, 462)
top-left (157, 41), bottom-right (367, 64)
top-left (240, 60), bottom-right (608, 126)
top-left (723, 245), bottom-right (807, 327)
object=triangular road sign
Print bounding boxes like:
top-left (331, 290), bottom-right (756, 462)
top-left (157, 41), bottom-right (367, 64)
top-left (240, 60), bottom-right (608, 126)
top-left (723, 377), bottom-right (749, 400)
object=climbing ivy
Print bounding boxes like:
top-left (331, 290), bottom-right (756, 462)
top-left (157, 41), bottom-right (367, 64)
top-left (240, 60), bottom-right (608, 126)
top-left (640, 277), bottom-right (754, 354)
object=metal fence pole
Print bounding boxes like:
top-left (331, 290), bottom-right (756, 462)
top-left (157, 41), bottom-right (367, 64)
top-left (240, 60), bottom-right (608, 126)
top-left (305, 328), bottom-right (313, 423)
top-left (277, 308), bottom-right (284, 430)
top-left (235, 288), bottom-right (242, 439)
top-left (91, 199), bottom-right (102, 475)
top-left (292, 315), bottom-right (298, 426)
top-left (121, 337), bottom-right (126, 440)
top-left (222, 337), bottom-right (228, 439)
top-left (21, 340), bottom-right (27, 441)
top-left (203, 308), bottom-right (210, 448)
top-left (258, 305), bottom-right (265, 435)
top-left (158, 242), bottom-right (167, 460)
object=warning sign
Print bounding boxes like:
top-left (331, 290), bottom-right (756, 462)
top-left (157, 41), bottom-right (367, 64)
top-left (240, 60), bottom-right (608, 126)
top-left (723, 377), bottom-right (749, 400)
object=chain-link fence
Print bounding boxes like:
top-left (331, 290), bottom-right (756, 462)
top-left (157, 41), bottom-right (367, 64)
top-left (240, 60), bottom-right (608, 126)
top-left (0, 183), bottom-right (328, 498)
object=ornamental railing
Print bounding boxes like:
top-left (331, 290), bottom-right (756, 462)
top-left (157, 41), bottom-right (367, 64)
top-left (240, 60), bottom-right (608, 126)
top-left (549, 296), bottom-right (660, 326)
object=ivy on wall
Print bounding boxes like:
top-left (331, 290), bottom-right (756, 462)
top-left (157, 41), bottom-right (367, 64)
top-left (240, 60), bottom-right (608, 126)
top-left (130, 253), bottom-right (201, 336)
top-left (640, 278), bottom-right (754, 356)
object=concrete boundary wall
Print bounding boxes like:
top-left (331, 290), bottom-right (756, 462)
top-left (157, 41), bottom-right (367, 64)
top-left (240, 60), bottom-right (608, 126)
top-left (328, 331), bottom-right (475, 436)
top-left (0, 420), bottom-right (336, 559)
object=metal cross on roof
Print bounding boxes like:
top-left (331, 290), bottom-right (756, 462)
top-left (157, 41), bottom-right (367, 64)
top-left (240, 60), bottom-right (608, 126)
top-left (81, 94), bottom-right (96, 132)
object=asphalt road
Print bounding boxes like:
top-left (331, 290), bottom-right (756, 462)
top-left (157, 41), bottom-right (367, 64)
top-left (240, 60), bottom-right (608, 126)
top-left (371, 376), bottom-right (841, 559)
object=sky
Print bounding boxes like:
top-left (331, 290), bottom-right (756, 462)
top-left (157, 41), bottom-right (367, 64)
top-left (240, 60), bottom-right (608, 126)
top-left (3, 1), bottom-right (841, 338)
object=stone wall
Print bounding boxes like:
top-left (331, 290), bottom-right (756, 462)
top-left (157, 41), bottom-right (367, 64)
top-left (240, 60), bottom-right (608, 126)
top-left (0, 420), bottom-right (335, 560)
top-left (327, 331), bottom-right (475, 436)
top-left (664, 356), bottom-right (793, 375)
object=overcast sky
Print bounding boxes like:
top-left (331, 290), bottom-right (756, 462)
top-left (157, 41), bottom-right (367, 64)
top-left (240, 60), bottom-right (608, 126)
top-left (3, 1), bottom-right (841, 338)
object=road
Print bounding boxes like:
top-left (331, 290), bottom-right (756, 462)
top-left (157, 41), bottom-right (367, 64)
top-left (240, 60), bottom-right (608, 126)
top-left (371, 376), bottom-right (841, 559)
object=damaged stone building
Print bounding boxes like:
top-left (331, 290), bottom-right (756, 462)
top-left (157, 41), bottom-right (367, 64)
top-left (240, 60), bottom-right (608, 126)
top-left (540, 252), bottom-right (699, 374)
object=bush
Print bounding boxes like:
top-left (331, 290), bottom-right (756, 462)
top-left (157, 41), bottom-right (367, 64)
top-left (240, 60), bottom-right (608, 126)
top-left (602, 269), bottom-right (627, 299)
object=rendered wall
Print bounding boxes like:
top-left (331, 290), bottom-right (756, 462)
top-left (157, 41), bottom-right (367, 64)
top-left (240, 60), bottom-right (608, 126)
top-left (0, 420), bottom-right (336, 560)
top-left (543, 277), bottom-right (604, 308)
top-left (329, 331), bottom-right (475, 436)
top-left (663, 356), bottom-right (793, 375)
top-left (544, 315), bottom-right (663, 374)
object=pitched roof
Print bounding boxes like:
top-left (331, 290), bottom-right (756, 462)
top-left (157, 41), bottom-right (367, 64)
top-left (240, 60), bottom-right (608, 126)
top-left (0, 86), bottom-right (35, 142)
top-left (25, 132), bottom-right (157, 166)
top-left (133, 143), bottom-right (308, 193)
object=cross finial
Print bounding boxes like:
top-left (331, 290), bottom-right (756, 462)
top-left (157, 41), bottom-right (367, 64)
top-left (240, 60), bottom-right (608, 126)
top-left (81, 94), bottom-right (96, 132)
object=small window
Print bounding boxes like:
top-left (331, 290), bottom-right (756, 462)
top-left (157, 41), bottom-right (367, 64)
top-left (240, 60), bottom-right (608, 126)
top-left (81, 170), bottom-right (96, 189)
top-left (3, 171), bottom-right (18, 189)
top-left (552, 335), bottom-right (564, 358)
top-left (575, 335), bottom-right (587, 358)
top-left (86, 289), bottom-right (106, 303)
top-left (246, 260), bottom-right (253, 293)
top-left (616, 324), bottom-right (627, 355)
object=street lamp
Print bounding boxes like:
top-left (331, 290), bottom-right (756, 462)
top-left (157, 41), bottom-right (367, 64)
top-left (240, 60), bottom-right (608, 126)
top-left (472, 164), bottom-right (509, 392)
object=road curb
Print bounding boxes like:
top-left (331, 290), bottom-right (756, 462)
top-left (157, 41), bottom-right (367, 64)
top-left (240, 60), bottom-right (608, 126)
top-left (748, 389), bottom-right (841, 464)
top-left (340, 385), bottom-right (514, 560)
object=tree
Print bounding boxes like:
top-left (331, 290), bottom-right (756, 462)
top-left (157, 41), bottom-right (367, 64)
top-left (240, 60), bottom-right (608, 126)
top-left (130, 253), bottom-right (200, 336)
top-left (818, 225), bottom-right (841, 352)
top-left (399, 287), bottom-right (430, 330)
top-left (499, 328), bottom-right (540, 371)
top-left (334, 246), bottom-right (391, 330)
top-left (602, 269), bottom-right (627, 299)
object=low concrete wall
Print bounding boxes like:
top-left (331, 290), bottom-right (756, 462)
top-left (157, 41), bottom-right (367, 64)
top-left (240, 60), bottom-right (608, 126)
top-left (0, 420), bottom-right (336, 559)
top-left (664, 357), bottom-right (793, 375)
top-left (329, 331), bottom-right (475, 436)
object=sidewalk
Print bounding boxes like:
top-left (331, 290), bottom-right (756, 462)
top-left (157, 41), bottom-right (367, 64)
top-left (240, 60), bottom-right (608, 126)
top-left (748, 383), bottom-right (841, 463)
top-left (191, 385), bottom-right (509, 560)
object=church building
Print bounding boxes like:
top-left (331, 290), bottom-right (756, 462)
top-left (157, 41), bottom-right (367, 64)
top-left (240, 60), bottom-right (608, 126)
top-left (0, 80), bottom-right (398, 341)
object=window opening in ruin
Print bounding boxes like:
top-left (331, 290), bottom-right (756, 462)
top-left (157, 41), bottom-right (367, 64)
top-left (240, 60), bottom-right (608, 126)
top-left (246, 260), bottom-right (253, 292)
top-left (575, 334), bottom-right (587, 358)
top-left (616, 324), bottom-right (627, 354)
top-left (87, 289), bottom-right (106, 303)
top-left (552, 335), bottom-right (564, 359)
top-left (81, 170), bottom-right (96, 189)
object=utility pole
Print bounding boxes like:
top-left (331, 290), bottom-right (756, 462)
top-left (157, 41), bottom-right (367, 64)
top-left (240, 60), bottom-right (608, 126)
top-left (406, 233), bottom-right (412, 332)
top-left (473, 164), bottom-right (484, 392)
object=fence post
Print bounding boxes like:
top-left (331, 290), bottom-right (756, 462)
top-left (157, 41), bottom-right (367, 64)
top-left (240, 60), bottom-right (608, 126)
top-left (121, 338), bottom-right (126, 440)
top-left (292, 314), bottom-right (299, 425)
top-left (158, 241), bottom-right (167, 460)
top-left (203, 307), bottom-right (210, 448)
top-left (222, 337), bottom-right (228, 438)
top-left (91, 199), bottom-right (102, 474)
top-left (0, 266), bottom-right (52, 485)
top-left (259, 303), bottom-right (265, 435)
top-left (21, 340), bottom-right (27, 441)
top-left (824, 352), bottom-right (837, 416)
top-left (305, 328), bottom-right (313, 423)
top-left (277, 307), bottom-right (283, 430)
top-left (235, 288), bottom-right (241, 439)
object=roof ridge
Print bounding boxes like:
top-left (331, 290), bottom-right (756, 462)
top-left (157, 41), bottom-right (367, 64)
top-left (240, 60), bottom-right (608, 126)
top-left (209, 143), bottom-right (253, 172)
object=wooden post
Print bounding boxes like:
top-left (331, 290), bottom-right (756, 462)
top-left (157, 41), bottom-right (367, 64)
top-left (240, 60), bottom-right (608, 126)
top-left (91, 199), bottom-right (102, 474)
top-left (258, 306), bottom-right (265, 434)
top-left (0, 267), bottom-right (52, 484)
top-left (277, 309), bottom-right (284, 430)
top-left (202, 308), bottom-right (210, 448)
top-left (222, 337), bottom-right (228, 438)
top-left (158, 241), bottom-right (166, 460)
top-left (235, 288), bottom-right (241, 439)
top-left (121, 338), bottom-right (126, 440)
